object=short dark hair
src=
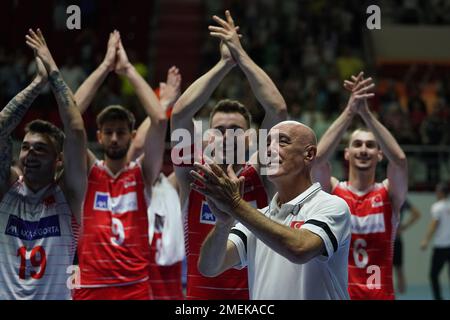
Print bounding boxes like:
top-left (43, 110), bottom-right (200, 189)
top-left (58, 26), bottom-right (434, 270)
top-left (436, 182), bottom-right (449, 196)
top-left (209, 99), bottom-right (252, 129)
top-left (25, 120), bottom-right (65, 153)
top-left (96, 105), bottom-right (136, 131)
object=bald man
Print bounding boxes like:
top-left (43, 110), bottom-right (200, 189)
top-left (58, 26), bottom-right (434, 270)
top-left (191, 121), bottom-right (351, 300)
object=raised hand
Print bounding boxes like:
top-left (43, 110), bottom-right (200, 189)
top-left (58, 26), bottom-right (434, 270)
top-left (209, 10), bottom-right (244, 63)
top-left (343, 72), bottom-right (375, 113)
top-left (205, 196), bottom-right (234, 226)
top-left (102, 30), bottom-right (120, 72)
top-left (115, 36), bottom-right (133, 76)
top-left (35, 57), bottom-right (48, 84)
top-left (190, 162), bottom-right (245, 215)
top-left (159, 66), bottom-right (182, 108)
top-left (220, 41), bottom-right (236, 67)
top-left (25, 29), bottom-right (58, 74)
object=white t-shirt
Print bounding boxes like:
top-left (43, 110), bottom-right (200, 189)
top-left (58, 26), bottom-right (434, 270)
top-left (228, 183), bottom-right (351, 300)
top-left (431, 197), bottom-right (450, 248)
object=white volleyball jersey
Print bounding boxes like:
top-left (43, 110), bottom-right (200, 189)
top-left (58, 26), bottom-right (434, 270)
top-left (0, 179), bottom-right (78, 300)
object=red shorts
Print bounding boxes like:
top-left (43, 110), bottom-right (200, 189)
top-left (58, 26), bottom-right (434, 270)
top-left (73, 280), bottom-right (153, 300)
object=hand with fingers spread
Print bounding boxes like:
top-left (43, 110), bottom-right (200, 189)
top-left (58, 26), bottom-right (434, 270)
top-left (115, 36), bottom-right (133, 76)
top-left (102, 30), bottom-right (120, 72)
top-left (190, 162), bottom-right (245, 217)
top-left (343, 71), bottom-right (375, 114)
top-left (160, 66), bottom-right (182, 109)
top-left (25, 29), bottom-right (58, 74)
top-left (209, 10), bottom-right (245, 64)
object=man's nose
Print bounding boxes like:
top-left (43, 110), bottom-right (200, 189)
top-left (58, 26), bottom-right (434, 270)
top-left (267, 141), bottom-right (279, 157)
top-left (111, 132), bottom-right (119, 142)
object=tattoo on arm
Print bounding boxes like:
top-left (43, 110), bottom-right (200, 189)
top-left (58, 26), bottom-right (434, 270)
top-left (0, 81), bottom-right (43, 137)
top-left (0, 137), bottom-right (13, 186)
top-left (49, 71), bottom-right (73, 108)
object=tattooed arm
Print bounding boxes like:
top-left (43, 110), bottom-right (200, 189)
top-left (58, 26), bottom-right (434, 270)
top-left (26, 29), bottom-right (87, 225)
top-left (0, 58), bottom-right (48, 198)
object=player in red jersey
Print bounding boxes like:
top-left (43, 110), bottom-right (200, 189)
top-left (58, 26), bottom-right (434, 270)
top-left (72, 31), bottom-right (167, 300)
top-left (312, 72), bottom-right (408, 300)
top-left (171, 11), bottom-right (287, 300)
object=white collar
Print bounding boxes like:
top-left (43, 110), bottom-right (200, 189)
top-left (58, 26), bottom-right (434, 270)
top-left (22, 180), bottom-right (54, 204)
top-left (268, 182), bottom-right (322, 220)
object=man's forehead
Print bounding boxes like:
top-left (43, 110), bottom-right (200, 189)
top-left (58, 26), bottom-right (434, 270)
top-left (269, 123), bottom-right (301, 138)
top-left (23, 132), bottom-right (52, 145)
top-left (101, 120), bottom-right (130, 130)
top-left (211, 112), bottom-right (248, 128)
top-left (350, 130), bottom-right (377, 142)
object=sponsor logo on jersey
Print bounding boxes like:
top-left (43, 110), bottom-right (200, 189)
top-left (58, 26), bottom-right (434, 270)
top-left (351, 213), bottom-right (385, 234)
top-left (5, 215), bottom-right (61, 240)
top-left (248, 200), bottom-right (258, 208)
top-left (94, 192), bottom-right (110, 211)
top-left (94, 191), bottom-right (138, 214)
top-left (290, 221), bottom-right (305, 229)
top-left (124, 180), bottom-right (137, 189)
top-left (371, 195), bottom-right (384, 208)
top-left (200, 201), bottom-right (216, 225)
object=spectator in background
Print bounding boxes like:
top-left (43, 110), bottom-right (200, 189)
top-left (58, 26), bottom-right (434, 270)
top-left (383, 103), bottom-right (415, 144)
top-left (421, 100), bottom-right (448, 184)
top-left (408, 85), bottom-right (428, 141)
top-left (421, 182), bottom-right (450, 300)
top-left (336, 47), bottom-right (364, 82)
top-left (393, 199), bottom-right (421, 294)
top-left (60, 55), bottom-right (87, 92)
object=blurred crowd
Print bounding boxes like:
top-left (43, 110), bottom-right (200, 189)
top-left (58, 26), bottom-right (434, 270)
top-left (200, 0), bottom-right (450, 145)
top-left (1, 0), bottom-right (449, 146)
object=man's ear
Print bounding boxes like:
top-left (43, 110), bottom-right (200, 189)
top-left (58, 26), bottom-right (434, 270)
top-left (305, 145), bottom-right (317, 162)
top-left (131, 130), bottom-right (137, 140)
top-left (96, 130), bottom-right (102, 144)
top-left (344, 147), bottom-right (350, 161)
top-left (56, 152), bottom-right (64, 167)
top-left (377, 150), bottom-right (383, 162)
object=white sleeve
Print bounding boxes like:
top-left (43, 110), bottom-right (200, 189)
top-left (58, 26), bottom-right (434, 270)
top-left (430, 203), bottom-right (441, 221)
top-left (301, 196), bottom-right (351, 260)
top-left (228, 222), bottom-right (252, 269)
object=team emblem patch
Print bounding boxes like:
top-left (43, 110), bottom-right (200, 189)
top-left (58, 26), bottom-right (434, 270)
top-left (290, 221), bottom-right (305, 229)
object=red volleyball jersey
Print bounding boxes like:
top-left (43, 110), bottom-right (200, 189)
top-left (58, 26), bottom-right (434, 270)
top-left (148, 231), bottom-right (184, 300)
top-left (78, 161), bottom-right (152, 287)
top-left (185, 164), bottom-right (268, 300)
top-left (333, 181), bottom-right (398, 300)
